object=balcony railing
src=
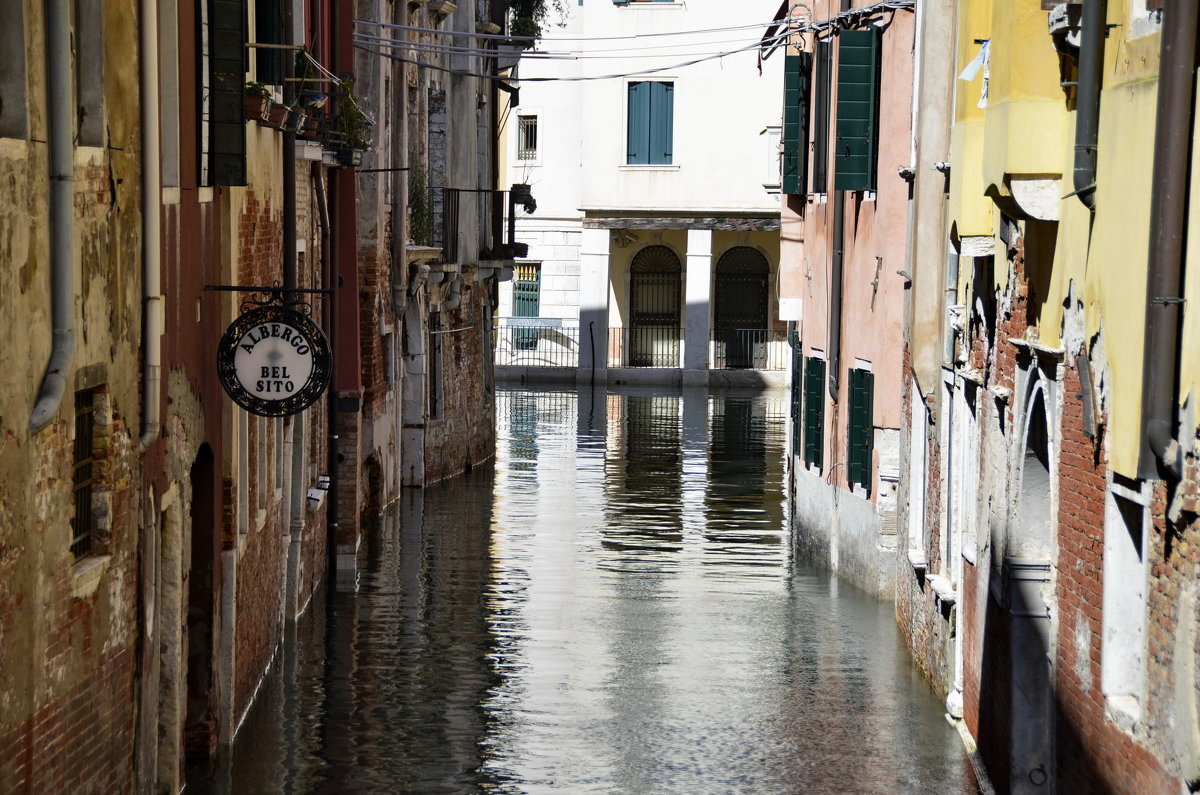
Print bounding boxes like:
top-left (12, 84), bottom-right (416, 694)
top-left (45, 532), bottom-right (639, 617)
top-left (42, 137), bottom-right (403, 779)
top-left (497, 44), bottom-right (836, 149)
top-left (607, 327), bottom-right (683, 368)
top-left (711, 328), bottom-right (789, 371)
top-left (494, 318), bottom-right (580, 367)
top-left (492, 323), bottom-right (787, 371)
top-left (416, 187), bottom-right (520, 265)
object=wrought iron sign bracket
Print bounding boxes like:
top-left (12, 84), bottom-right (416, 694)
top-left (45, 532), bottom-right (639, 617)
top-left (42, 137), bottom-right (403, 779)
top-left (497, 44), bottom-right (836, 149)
top-left (205, 283), bottom-right (334, 315)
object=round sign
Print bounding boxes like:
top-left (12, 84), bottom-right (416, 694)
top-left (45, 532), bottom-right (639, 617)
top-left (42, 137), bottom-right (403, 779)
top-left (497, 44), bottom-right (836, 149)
top-left (217, 305), bottom-right (332, 417)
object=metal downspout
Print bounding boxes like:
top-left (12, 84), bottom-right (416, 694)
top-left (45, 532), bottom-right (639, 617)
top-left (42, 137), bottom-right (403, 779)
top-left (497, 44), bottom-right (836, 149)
top-left (1138, 0), bottom-right (1197, 479)
top-left (314, 165), bottom-right (337, 577)
top-left (1072, 0), bottom-right (1107, 210)
top-left (828, 191), bottom-right (844, 402)
top-left (30, 0), bottom-right (77, 433)
top-left (139, 0), bottom-right (163, 450)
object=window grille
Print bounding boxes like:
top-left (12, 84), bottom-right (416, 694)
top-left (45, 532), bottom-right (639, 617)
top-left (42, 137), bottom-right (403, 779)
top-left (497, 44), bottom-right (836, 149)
top-left (517, 115), bottom-right (538, 161)
top-left (71, 389), bottom-right (98, 558)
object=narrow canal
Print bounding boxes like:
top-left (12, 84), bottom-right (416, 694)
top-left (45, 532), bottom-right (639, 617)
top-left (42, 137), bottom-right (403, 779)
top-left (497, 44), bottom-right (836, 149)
top-left (212, 386), bottom-right (977, 793)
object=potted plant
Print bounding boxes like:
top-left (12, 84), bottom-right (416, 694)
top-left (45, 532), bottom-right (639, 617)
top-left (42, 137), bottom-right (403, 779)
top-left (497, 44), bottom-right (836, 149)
top-left (331, 80), bottom-right (372, 166)
top-left (244, 81), bottom-right (272, 121)
top-left (266, 100), bottom-right (290, 128)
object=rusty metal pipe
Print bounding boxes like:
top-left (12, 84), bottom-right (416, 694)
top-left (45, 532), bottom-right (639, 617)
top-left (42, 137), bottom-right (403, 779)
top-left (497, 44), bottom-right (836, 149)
top-left (1139, 0), bottom-right (1197, 479)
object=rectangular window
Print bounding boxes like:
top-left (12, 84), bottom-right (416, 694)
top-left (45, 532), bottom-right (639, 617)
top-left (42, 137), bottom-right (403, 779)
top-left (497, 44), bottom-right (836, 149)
top-left (71, 388), bottom-right (99, 558)
top-left (255, 0), bottom-right (285, 85)
top-left (517, 114), bottom-right (538, 161)
top-left (514, 262), bottom-right (541, 351)
top-left (0, 2), bottom-right (28, 138)
top-left (429, 312), bottom-right (443, 420)
top-left (781, 52), bottom-right (811, 195)
top-left (75, 0), bottom-right (106, 146)
top-left (848, 366), bottom-right (874, 491)
top-left (803, 355), bottom-right (826, 469)
top-left (207, 0), bottom-right (248, 186)
top-left (811, 39), bottom-right (833, 193)
top-left (626, 80), bottom-right (673, 165)
top-left (834, 29), bottom-right (881, 192)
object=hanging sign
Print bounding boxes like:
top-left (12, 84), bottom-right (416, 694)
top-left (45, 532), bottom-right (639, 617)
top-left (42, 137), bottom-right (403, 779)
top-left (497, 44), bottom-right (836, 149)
top-left (217, 305), bottom-right (331, 417)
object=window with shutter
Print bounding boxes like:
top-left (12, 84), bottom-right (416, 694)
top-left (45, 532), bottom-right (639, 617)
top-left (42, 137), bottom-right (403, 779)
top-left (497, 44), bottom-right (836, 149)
top-left (834, 29), bottom-right (881, 192)
top-left (848, 367), bottom-right (875, 491)
top-left (208, 0), bottom-right (248, 186)
top-left (255, 0), bottom-right (285, 85)
top-left (626, 81), bottom-right (673, 165)
top-left (803, 357), bottom-right (825, 469)
top-left (782, 52), bottom-right (811, 195)
top-left (514, 263), bottom-right (541, 350)
top-left (790, 333), bottom-right (804, 457)
top-left (812, 39), bottom-right (833, 194)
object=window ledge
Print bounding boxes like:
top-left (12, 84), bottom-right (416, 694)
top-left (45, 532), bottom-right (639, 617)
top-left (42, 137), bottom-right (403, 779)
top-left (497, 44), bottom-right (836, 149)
top-left (1104, 694), bottom-right (1142, 731)
top-left (619, 164), bottom-right (680, 172)
top-left (907, 548), bottom-right (927, 572)
top-left (928, 574), bottom-right (957, 604)
top-left (71, 555), bottom-right (112, 600)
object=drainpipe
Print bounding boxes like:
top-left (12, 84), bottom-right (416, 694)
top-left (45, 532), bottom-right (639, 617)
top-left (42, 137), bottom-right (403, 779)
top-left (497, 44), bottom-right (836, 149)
top-left (30, 0), bottom-right (77, 433)
top-left (282, 1), bottom-right (297, 299)
top-left (138, 0), bottom-right (163, 450)
top-left (828, 190), bottom-right (845, 401)
top-left (1138, 0), bottom-right (1197, 480)
top-left (1072, 0), bottom-right (1107, 210)
top-left (314, 165), bottom-right (338, 578)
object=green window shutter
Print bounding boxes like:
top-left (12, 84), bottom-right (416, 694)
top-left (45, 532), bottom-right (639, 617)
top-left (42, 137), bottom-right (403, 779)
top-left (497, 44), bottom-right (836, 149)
top-left (782, 53), bottom-right (811, 195)
top-left (834, 29), bottom-right (880, 192)
top-left (804, 357), bottom-right (825, 469)
top-left (514, 264), bottom-right (541, 350)
top-left (210, 0), bottom-right (247, 186)
top-left (627, 81), bottom-right (650, 164)
top-left (812, 40), bottom-right (833, 194)
top-left (649, 81), bottom-right (673, 164)
top-left (791, 342), bottom-right (804, 457)
top-left (256, 0), bottom-right (284, 85)
top-left (848, 368), bottom-right (874, 489)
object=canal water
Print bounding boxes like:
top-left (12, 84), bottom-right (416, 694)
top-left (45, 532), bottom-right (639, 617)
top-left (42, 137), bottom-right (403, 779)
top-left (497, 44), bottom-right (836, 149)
top-left (211, 386), bottom-right (977, 793)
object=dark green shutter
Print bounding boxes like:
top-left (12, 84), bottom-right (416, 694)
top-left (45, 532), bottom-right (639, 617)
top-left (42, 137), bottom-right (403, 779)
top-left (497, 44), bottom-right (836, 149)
top-left (782, 52), bottom-right (811, 195)
top-left (791, 331), bottom-right (804, 457)
top-left (834, 29), bottom-right (880, 192)
top-left (210, 0), bottom-right (247, 186)
top-left (256, 0), bottom-right (284, 85)
top-left (627, 81), bottom-right (650, 164)
top-left (812, 40), bottom-right (833, 193)
top-left (514, 265), bottom-right (540, 350)
top-left (649, 81), bottom-right (673, 164)
top-left (804, 357), bottom-right (825, 469)
top-left (848, 368), bottom-right (874, 489)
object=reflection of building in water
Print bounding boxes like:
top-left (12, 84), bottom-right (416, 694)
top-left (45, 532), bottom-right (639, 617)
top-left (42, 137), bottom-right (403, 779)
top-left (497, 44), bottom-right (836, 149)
top-left (604, 394), bottom-right (685, 561)
top-left (704, 394), bottom-right (788, 570)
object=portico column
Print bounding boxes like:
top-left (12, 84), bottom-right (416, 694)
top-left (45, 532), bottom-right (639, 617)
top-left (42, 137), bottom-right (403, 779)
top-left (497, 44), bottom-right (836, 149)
top-left (578, 227), bottom-right (611, 385)
top-left (684, 228), bottom-right (713, 385)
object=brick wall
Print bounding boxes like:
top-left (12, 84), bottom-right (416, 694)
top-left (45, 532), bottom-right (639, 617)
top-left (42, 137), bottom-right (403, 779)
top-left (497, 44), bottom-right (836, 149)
top-left (423, 287), bottom-right (497, 484)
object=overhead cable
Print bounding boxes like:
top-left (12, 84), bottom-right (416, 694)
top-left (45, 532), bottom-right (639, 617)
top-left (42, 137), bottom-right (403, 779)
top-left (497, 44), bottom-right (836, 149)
top-left (354, 16), bottom-right (791, 43)
top-left (352, 30), bottom-right (784, 61)
top-left (353, 30), bottom-right (787, 83)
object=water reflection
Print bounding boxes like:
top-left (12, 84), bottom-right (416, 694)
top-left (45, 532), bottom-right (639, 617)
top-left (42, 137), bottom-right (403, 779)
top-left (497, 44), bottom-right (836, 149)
top-left (210, 386), bottom-right (976, 793)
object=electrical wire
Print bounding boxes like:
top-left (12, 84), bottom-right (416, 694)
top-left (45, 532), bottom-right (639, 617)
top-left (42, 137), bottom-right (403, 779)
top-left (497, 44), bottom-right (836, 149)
top-left (354, 16), bottom-right (793, 43)
top-left (352, 30), bottom-right (784, 61)
top-left (354, 30), bottom-right (787, 82)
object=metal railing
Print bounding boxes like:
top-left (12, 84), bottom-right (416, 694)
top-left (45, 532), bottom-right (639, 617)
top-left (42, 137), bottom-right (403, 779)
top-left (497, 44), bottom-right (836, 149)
top-left (493, 323), bottom-right (787, 371)
top-left (608, 327), bottom-right (683, 368)
top-left (494, 318), bottom-right (580, 367)
top-left (711, 328), bottom-right (789, 371)
top-left (416, 187), bottom-right (513, 265)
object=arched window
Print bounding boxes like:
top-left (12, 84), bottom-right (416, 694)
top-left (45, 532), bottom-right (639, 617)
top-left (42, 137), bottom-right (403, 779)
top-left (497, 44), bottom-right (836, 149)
top-left (714, 247), bottom-right (770, 368)
top-left (628, 245), bottom-right (682, 367)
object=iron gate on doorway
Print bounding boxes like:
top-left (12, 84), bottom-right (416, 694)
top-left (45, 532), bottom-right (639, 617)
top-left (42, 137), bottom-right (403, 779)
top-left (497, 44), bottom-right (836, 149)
top-left (714, 246), bottom-right (770, 369)
top-left (629, 245), bottom-right (682, 367)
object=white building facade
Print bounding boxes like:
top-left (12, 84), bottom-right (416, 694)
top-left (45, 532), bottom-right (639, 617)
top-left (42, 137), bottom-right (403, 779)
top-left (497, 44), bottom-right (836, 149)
top-left (498, 0), bottom-right (786, 387)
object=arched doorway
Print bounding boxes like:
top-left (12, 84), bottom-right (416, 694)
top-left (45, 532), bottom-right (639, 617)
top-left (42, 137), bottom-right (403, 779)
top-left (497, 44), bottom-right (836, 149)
top-left (714, 246), bottom-right (769, 368)
top-left (629, 245), bottom-right (681, 367)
